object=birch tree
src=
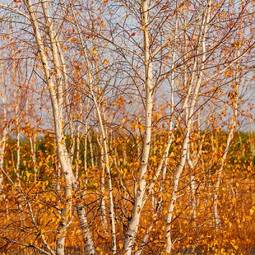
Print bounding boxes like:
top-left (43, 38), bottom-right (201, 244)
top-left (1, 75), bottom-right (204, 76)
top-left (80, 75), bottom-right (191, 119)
top-left (22, 1), bottom-right (76, 254)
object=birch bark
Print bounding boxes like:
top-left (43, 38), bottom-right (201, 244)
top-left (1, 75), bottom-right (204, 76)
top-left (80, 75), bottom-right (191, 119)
top-left (165, 2), bottom-right (211, 252)
top-left (124, 1), bottom-right (153, 253)
top-left (70, 5), bottom-right (117, 253)
top-left (212, 69), bottom-right (239, 229)
top-left (23, 1), bottom-right (75, 254)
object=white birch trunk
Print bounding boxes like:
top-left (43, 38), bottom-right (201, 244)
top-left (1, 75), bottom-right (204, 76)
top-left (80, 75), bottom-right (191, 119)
top-left (212, 88), bottom-right (238, 228)
top-left (75, 127), bottom-right (81, 179)
top-left (124, 1), bottom-right (153, 253)
top-left (165, 3), bottom-right (211, 252)
top-left (83, 98), bottom-right (89, 175)
top-left (70, 6), bottom-right (117, 253)
top-left (187, 145), bottom-right (197, 221)
top-left (165, 128), bottom-right (191, 254)
top-left (88, 134), bottom-right (95, 168)
top-left (95, 106), bottom-right (117, 254)
top-left (96, 135), bottom-right (108, 227)
top-left (23, 1), bottom-right (75, 254)
top-left (76, 205), bottom-right (96, 255)
top-left (29, 134), bottom-right (37, 182)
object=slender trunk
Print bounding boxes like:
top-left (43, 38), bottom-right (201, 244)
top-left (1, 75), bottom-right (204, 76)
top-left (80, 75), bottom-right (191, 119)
top-left (110, 131), bottom-right (119, 167)
top-left (158, 29), bottom-right (176, 212)
top-left (165, 3), bottom-right (211, 251)
top-left (24, 2), bottom-right (75, 254)
top-left (29, 134), bottom-right (37, 182)
top-left (70, 119), bottom-right (75, 164)
top-left (76, 205), bottom-right (96, 255)
top-left (124, 1), bottom-right (153, 253)
top-left (56, 161), bottom-right (61, 193)
top-left (187, 145), bottom-right (197, 221)
top-left (212, 48), bottom-right (239, 228)
top-left (96, 135), bottom-right (108, 227)
top-left (84, 98), bottom-right (89, 175)
top-left (88, 134), bottom-right (95, 168)
top-left (212, 117), bottom-right (237, 228)
top-left (165, 128), bottom-right (191, 253)
top-left (75, 129), bottom-right (81, 179)
top-left (212, 129), bottom-right (234, 227)
top-left (70, 7), bottom-right (117, 252)
top-left (95, 109), bottom-right (117, 254)
top-left (135, 132), bottom-right (174, 254)
top-left (84, 134), bottom-right (88, 173)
